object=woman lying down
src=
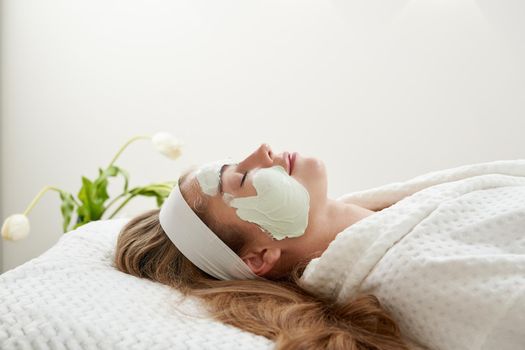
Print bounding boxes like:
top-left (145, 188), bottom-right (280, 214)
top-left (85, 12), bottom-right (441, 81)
top-left (114, 143), bottom-right (525, 350)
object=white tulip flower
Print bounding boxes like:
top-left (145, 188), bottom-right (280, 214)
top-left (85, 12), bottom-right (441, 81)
top-left (152, 132), bottom-right (183, 160)
top-left (1, 214), bottom-right (30, 241)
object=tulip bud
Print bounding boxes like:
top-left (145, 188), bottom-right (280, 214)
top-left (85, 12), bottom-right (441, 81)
top-left (151, 132), bottom-right (183, 160)
top-left (1, 214), bottom-right (30, 241)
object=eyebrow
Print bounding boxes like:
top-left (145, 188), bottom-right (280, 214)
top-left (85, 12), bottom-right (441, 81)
top-left (218, 163), bottom-right (232, 194)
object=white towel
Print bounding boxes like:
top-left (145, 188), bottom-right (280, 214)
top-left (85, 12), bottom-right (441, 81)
top-left (299, 159), bottom-right (525, 350)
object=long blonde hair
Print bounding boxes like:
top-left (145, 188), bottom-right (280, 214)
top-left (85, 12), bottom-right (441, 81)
top-left (113, 169), bottom-right (409, 350)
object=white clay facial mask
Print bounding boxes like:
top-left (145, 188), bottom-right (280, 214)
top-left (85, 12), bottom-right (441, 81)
top-left (195, 158), bottom-right (233, 196)
top-left (224, 165), bottom-right (310, 240)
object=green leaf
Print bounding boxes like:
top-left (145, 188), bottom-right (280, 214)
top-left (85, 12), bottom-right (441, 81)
top-left (114, 166), bottom-right (130, 193)
top-left (93, 169), bottom-right (110, 205)
top-left (106, 181), bottom-right (176, 219)
top-left (105, 165), bottom-right (129, 193)
top-left (73, 165), bottom-right (132, 227)
top-left (75, 170), bottom-right (110, 229)
top-left (58, 190), bottom-right (76, 233)
top-left (75, 176), bottom-right (95, 228)
top-left (129, 182), bottom-right (176, 207)
top-left (97, 166), bottom-right (130, 218)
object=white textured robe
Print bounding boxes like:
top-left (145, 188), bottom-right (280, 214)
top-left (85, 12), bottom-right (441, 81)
top-left (299, 159), bottom-right (525, 350)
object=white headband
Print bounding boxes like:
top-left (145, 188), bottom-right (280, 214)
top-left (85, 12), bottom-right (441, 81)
top-left (159, 183), bottom-right (264, 281)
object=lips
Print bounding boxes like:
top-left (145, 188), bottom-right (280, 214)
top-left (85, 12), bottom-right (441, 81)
top-left (290, 152), bottom-right (297, 174)
top-left (288, 152), bottom-right (297, 175)
top-left (282, 151), bottom-right (297, 175)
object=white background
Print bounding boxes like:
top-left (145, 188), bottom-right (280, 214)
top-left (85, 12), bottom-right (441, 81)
top-left (1, 0), bottom-right (524, 272)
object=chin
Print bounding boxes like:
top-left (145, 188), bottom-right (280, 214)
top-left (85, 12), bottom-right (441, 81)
top-left (298, 155), bottom-right (325, 173)
top-left (305, 157), bottom-right (326, 177)
top-left (295, 157), bottom-right (327, 193)
top-left (297, 155), bottom-right (324, 172)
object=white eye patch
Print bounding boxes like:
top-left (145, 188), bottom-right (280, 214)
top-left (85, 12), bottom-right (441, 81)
top-left (195, 158), bottom-right (234, 196)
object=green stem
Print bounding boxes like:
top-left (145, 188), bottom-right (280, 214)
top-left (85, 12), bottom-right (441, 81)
top-left (108, 194), bottom-right (136, 219)
top-left (72, 197), bottom-right (82, 207)
top-left (107, 135), bottom-right (151, 168)
top-left (103, 192), bottom-right (128, 214)
top-left (23, 186), bottom-right (62, 216)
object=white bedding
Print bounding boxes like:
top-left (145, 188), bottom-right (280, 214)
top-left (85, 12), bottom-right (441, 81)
top-left (0, 219), bottom-right (273, 350)
top-left (3, 159), bottom-right (525, 350)
top-left (299, 159), bottom-right (525, 350)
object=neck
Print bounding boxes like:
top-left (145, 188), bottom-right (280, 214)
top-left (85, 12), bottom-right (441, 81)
top-left (269, 198), bottom-right (377, 279)
top-left (317, 198), bottom-right (376, 252)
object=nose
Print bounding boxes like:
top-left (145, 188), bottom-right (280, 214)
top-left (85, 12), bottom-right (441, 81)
top-left (239, 143), bottom-right (274, 168)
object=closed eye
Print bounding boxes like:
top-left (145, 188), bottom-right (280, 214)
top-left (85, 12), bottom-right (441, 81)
top-left (240, 171), bottom-right (248, 187)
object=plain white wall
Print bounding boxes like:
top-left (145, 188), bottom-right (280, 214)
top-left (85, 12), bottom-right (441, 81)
top-left (1, 0), bottom-right (524, 272)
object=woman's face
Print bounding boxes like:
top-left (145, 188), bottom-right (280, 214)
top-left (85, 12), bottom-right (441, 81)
top-left (184, 143), bottom-right (329, 277)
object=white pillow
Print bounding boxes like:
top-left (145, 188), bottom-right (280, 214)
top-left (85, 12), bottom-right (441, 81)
top-left (0, 218), bottom-right (273, 349)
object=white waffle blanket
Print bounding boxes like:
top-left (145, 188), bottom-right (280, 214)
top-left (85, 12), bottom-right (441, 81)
top-left (0, 219), bottom-right (274, 350)
top-left (299, 159), bottom-right (525, 350)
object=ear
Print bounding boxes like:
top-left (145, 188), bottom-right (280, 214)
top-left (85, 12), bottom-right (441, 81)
top-left (241, 247), bottom-right (281, 277)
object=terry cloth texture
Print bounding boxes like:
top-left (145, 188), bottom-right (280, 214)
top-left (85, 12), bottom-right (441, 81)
top-left (300, 159), bottom-right (525, 350)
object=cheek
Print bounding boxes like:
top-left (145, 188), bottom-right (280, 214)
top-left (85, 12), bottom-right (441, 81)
top-left (227, 169), bottom-right (311, 240)
top-left (229, 184), bottom-right (258, 199)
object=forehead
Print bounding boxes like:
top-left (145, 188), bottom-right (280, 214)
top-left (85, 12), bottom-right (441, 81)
top-left (180, 171), bottom-right (220, 214)
top-left (186, 169), bottom-right (239, 223)
top-left (193, 159), bottom-right (233, 195)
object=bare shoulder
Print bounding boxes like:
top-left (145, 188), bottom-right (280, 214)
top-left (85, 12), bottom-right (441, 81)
top-left (337, 196), bottom-right (392, 212)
